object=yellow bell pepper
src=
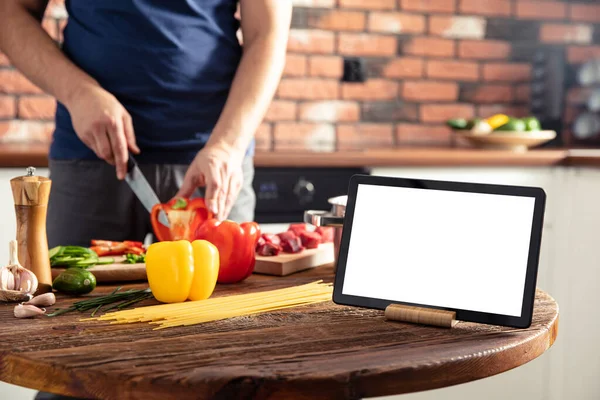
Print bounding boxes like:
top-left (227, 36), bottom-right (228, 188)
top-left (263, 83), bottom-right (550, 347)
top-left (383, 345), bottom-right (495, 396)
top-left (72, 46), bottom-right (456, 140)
top-left (485, 114), bottom-right (510, 130)
top-left (145, 240), bottom-right (219, 303)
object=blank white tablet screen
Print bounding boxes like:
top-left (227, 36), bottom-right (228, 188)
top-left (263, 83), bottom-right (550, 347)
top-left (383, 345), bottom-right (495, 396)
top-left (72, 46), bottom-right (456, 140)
top-left (341, 183), bottom-right (536, 317)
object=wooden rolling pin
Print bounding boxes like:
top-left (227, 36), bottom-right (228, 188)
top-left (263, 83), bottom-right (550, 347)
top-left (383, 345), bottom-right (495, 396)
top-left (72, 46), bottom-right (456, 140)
top-left (10, 167), bottom-right (53, 294)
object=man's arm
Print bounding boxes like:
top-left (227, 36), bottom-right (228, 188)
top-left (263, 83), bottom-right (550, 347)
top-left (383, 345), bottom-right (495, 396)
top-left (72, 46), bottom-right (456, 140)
top-left (177, 0), bottom-right (292, 220)
top-left (0, 0), bottom-right (138, 179)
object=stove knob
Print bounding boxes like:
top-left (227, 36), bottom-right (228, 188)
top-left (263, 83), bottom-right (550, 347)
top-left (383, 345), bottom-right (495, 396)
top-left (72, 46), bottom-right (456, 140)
top-left (293, 179), bottom-right (315, 203)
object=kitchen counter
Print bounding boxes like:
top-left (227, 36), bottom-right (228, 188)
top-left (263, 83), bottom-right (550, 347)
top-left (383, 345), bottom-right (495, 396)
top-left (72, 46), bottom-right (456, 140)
top-left (2, 142), bottom-right (600, 168)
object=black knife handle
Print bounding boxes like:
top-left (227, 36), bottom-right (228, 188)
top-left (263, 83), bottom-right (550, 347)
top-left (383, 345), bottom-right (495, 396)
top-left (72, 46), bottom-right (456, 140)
top-left (126, 155), bottom-right (136, 174)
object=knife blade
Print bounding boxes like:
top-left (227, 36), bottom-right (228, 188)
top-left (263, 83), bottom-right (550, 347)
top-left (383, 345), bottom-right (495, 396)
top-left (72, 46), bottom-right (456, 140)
top-left (125, 156), bottom-right (170, 228)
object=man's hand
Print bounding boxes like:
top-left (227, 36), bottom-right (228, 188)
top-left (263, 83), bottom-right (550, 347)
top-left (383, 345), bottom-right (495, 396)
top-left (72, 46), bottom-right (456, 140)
top-left (67, 85), bottom-right (140, 180)
top-left (176, 144), bottom-right (245, 221)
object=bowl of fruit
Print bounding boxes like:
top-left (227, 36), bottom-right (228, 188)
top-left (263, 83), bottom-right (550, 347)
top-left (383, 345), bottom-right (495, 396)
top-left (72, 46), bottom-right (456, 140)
top-left (447, 114), bottom-right (556, 152)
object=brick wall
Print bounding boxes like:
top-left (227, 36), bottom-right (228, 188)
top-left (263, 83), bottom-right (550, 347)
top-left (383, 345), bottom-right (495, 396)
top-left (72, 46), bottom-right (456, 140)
top-left (0, 0), bottom-right (599, 151)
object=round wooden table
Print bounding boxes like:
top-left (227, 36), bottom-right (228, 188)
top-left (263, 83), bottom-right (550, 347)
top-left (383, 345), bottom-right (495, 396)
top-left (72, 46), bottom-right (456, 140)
top-left (0, 265), bottom-right (558, 400)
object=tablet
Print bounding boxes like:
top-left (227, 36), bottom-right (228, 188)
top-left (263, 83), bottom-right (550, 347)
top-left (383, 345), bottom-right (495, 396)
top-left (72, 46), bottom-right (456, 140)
top-left (333, 174), bottom-right (546, 328)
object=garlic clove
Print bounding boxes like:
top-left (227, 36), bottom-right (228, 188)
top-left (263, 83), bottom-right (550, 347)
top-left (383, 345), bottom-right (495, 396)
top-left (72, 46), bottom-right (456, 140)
top-left (0, 290), bottom-right (33, 303)
top-left (14, 304), bottom-right (46, 318)
top-left (16, 267), bottom-right (37, 294)
top-left (24, 292), bottom-right (56, 307)
top-left (12, 266), bottom-right (21, 291)
top-left (0, 266), bottom-right (15, 290)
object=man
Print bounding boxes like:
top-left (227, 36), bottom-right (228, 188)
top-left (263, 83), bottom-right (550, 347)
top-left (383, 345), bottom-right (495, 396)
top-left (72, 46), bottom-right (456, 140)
top-left (0, 0), bottom-right (291, 246)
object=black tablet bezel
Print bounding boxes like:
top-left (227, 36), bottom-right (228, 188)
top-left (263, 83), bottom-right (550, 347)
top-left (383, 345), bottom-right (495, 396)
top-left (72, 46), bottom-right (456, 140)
top-left (332, 174), bottom-right (546, 329)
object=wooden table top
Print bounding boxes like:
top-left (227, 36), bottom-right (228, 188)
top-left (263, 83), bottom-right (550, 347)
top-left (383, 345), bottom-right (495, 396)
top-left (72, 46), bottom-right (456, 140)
top-left (0, 265), bottom-right (559, 400)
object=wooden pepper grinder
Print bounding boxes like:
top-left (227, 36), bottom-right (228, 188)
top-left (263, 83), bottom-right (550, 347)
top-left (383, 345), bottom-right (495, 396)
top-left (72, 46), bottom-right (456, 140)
top-left (10, 166), bottom-right (53, 294)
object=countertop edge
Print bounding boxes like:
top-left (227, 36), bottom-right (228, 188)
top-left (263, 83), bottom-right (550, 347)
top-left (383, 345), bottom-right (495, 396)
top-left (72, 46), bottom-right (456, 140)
top-left (2, 144), bottom-right (600, 168)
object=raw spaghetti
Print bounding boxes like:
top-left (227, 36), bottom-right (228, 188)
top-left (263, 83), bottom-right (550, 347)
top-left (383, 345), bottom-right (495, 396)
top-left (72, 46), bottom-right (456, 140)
top-left (84, 281), bottom-right (333, 330)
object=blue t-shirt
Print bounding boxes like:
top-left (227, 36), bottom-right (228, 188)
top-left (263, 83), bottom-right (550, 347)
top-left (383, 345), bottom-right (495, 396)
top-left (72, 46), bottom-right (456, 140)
top-left (50, 0), bottom-right (252, 164)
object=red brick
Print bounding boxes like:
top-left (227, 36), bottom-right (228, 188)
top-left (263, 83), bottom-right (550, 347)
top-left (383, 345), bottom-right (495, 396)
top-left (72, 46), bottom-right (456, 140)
top-left (18, 96), bottom-right (57, 119)
top-left (429, 16), bottom-right (486, 39)
top-left (426, 60), bottom-right (479, 81)
top-left (277, 79), bottom-right (339, 100)
top-left (299, 101), bottom-right (360, 122)
top-left (403, 37), bottom-right (455, 57)
top-left (288, 29), bottom-right (335, 54)
top-left (337, 124), bottom-right (394, 150)
top-left (461, 84), bottom-right (514, 103)
top-left (458, 40), bottom-right (511, 60)
top-left (0, 70), bottom-right (43, 94)
top-left (483, 63), bottom-right (531, 82)
top-left (567, 87), bottom-right (593, 105)
top-left (42, 18), bottom-right (58, 41)
top-left (400, 0), bottom-right (455, 13)
top-left (0, 52), bottom-right (9, 66)
top-left (313, 10), bottom-right (366, 31)
top-left (540, 24), bottom-right (593, 44)
top-left (477, 105), bottom-right (529, 118)
top-left (362, 102), bottom-right (419, 122)
top-left (569, 4), bottom-right (600, 23)
top-left (255, 123), bottom-right (272, 151)
top-left (292, 0), bottom-right (335, 7)
top-left (382, 58), bottom-right (424, 78)
top-left (338, 0), bottom-right (395, 10)
top-left (459, 0), bottom-right (511, 16)
top-left (567, 46), bottom-right (600, 64)
top-left (402, 81), bottom-right (458, 101)
top-left (368, 12), bottom-right (426, 34)
top-left (396, 123), bottom-right (452, 144)
top-left (338, 33), bottom-right (397, 56)
top-left (515, 85), bottom-right (531, 103)
top-left (420, 104), bottom-right (475, 123)
top-left (516, 1), bottom-right (566, 20)
top-left (0, 96), bottom-right (16, 118)
top-left (0, 121), bottom-right (55, 143)
top-left (341, 79), bottom-right (398, 101)
top-left (274, 122), bottom-right (336, 151)
top-left (264, 100), bottom-right (297, 121)
top-left (309, 56), bottom-right (343, 78)
top-left (284, 54), bottom-right (307, 77)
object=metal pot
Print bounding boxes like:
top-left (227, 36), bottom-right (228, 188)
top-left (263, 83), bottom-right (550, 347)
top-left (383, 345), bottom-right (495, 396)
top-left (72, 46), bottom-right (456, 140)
top-left (304, 195), bottom-right (347, 271)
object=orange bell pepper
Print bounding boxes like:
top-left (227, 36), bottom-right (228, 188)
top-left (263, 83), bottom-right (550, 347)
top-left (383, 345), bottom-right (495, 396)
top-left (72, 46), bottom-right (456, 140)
top-left (150, 197), bottom-right (213, 242)
top-left (194, 219), bottom-right (261, 284)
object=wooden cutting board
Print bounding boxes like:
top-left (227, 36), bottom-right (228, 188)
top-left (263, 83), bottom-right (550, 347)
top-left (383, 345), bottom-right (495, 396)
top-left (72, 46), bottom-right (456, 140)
top-left (51, 257), bottom-right (147, 283)
top-left (253, 242), bottom-right (335, 276)
top-left (51, 243), bottom-right (335, 282)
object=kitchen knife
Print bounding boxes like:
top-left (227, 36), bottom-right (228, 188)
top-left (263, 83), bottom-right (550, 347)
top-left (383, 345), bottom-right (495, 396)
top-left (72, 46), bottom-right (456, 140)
top-left (125, 156), bottom-right (170, 228)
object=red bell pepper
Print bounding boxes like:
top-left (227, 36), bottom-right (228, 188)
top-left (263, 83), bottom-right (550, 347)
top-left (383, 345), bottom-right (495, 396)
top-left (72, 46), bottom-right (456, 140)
top-left (195, 219), bottom-right (261, 284)
top-left (151, 197), bottom-right (213, 242)
top-left (89, 240), bottom-right (145, 257)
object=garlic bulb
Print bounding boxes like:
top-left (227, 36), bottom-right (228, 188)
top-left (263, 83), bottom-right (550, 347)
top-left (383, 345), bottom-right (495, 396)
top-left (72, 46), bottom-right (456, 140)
top-left (0, 240), bottom-right (39, 302)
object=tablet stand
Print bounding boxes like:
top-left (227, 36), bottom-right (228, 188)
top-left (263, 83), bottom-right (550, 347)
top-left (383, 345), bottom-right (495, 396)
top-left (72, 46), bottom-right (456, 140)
top-left (385, 304), bottom-right (458, 328)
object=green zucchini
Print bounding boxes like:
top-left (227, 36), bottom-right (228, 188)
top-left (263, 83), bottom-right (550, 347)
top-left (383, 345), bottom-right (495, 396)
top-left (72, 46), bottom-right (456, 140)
top-left (52, 268), bottom-right (97, 295)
